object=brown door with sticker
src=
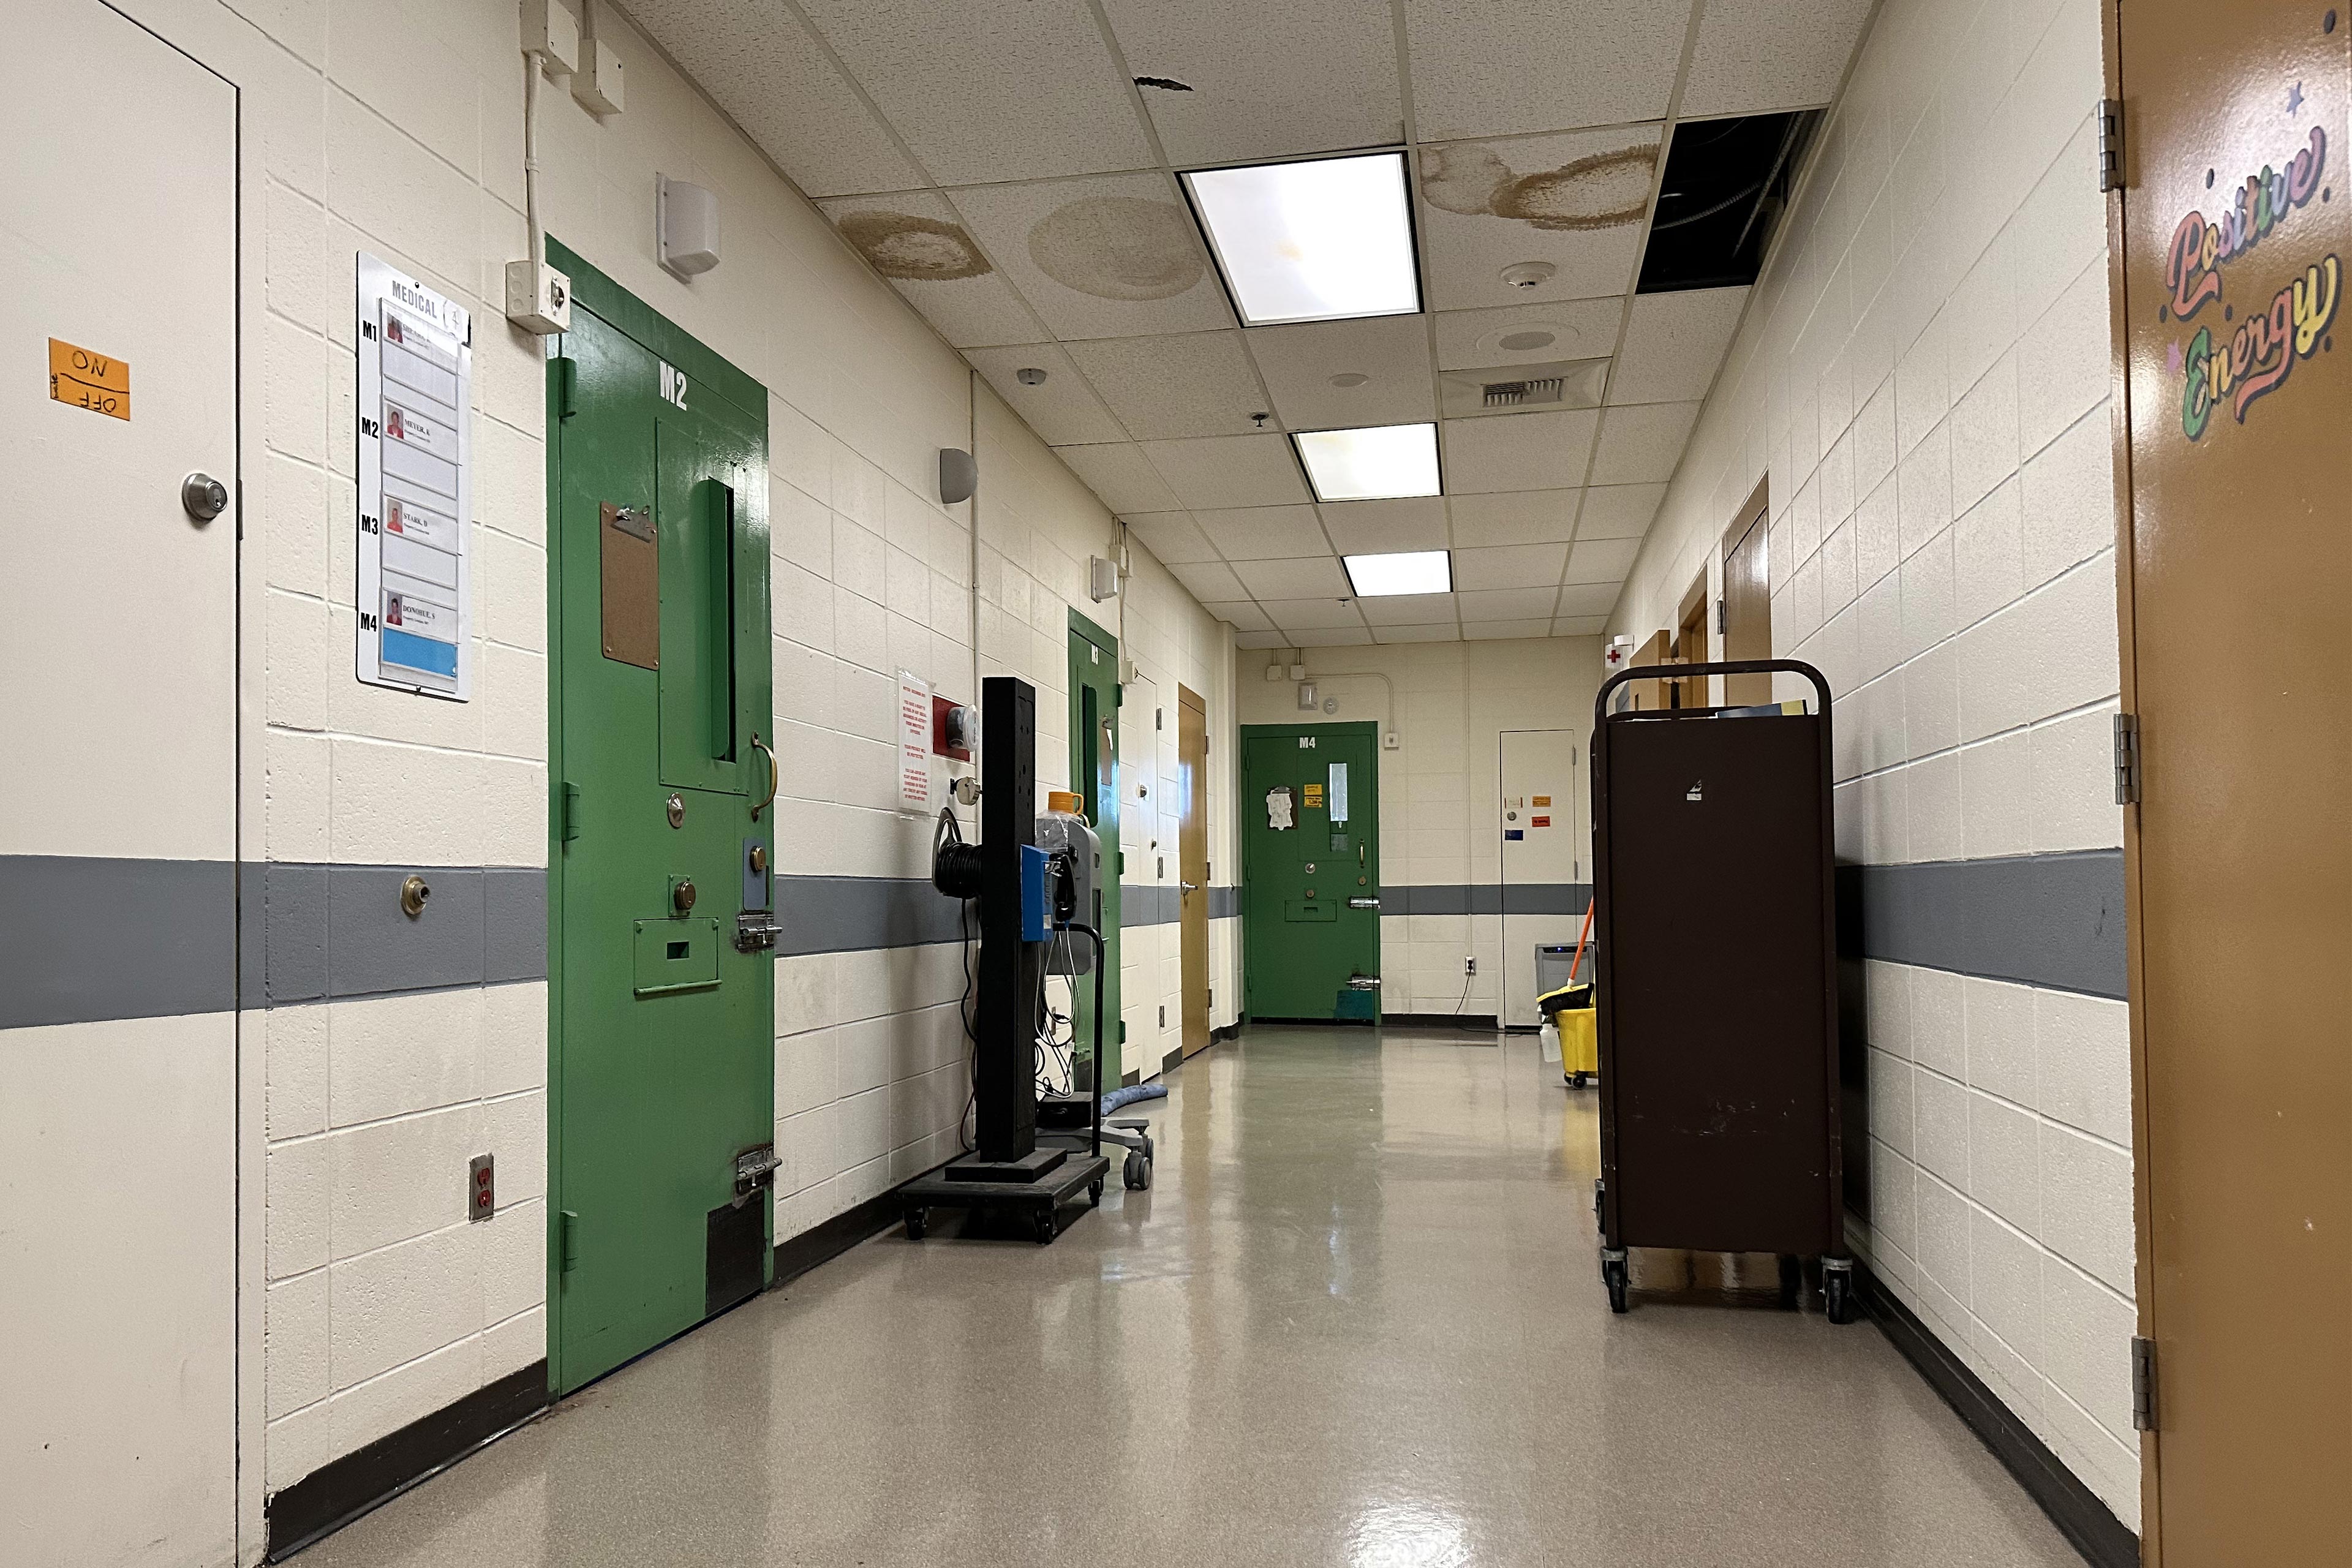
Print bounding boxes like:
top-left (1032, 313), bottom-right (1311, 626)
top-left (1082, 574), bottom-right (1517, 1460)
top-left (2116, 2), bottom-right (2348, 1559)
top-left (1177, 685), bottom-right (1211, 1058)
top-left (1721, 480), bottom-right (1771, 706)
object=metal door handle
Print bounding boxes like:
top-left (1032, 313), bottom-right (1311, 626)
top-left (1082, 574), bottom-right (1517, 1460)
top-left (749, 732), bottom-right (777, 821)
top-left (1182, 881), bottom-right (1199, 893)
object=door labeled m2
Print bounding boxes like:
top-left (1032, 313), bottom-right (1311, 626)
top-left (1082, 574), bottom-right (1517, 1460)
top-left (548, 243), bottom-right (774, 1393)
top-left (1241, 724), bottom-right (1380, 1021)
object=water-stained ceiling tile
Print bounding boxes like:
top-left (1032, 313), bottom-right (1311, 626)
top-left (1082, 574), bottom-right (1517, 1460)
top-left (1121, 511), bottom-right (1221, 565)
top-left (1235, 556), bottom-right (1352, 599)
top-left (1446, 490), bottom-right (1583, 548)
top-left (1140, 434), bottom-right (1311, 509)
top-left (948, 173), bottom-right (1235, 340)
top-left (1573, 483), bottom-right (1667, 539)
top-left (1065, 331), bottom-right (1269, 439)
top-left (1401, 0), bottom-right (1695, 141)
top-left (1356, 592), bottom-right (1458, 627)
top-left (1453, 542), bottom-right (1567, 592)
top-left (1679, 0), bottom-right (1873, 116)
top-left (1100, 0), bottom-right (1403, 165)
top-left (1566, 536), bottom-right (1643, 583)
top-left (963, 344), bottom-right (1126, 445)
top-left (631, 0), bottom-right (928, 197)
top-left (797, 0), bottom-right (1155, 184)
top-left (1441, 407), bottom-right (1600, 494)
top-left (1245, 315), bottom-right (1436, 431)
top-left (1417, 127), bottom-right (1664, 311)
top-left (819, 192), bottom-right (1052, 348)
top-left (1587, 401), bottom-right (1701, 485)
top-left (1606, 287), bottom-right (1749, 405)
top-left (1194, 505), bottom-right (1329, 562)
top-left (1433, 300), bottom-right (1627, 371)
top-left (1055, 440), bottom-right (1183, 513)
top-left (1319, 496), bottom-right (1449, 555)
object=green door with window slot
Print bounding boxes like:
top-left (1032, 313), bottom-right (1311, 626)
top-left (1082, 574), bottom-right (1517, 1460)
top-left (1241, 723), bottom-right (1381, 1020)
top-left (546, 241), bottom-right (774, 1394)
top-left (1068, 613), bottom-right (1121, 1087)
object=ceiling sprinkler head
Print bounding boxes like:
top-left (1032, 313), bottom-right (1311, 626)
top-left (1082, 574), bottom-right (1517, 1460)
top-left (1251, 410), bottom-right (1270, 426)
top-left (1327, 372), bottom-right (1370, 387)
top-left (1016, 366), bottom-right (1049, 386)
top-left (1500, 261), bottom-right (1558, 289)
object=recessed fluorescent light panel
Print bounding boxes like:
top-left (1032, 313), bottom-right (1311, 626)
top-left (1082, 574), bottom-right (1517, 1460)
top-left (1293, 422), bottom-right (1441, 503)
top-left (1344, 550), bottom-right (1452, 597)
top-left (1183, 152), bottom-right (1420, 326)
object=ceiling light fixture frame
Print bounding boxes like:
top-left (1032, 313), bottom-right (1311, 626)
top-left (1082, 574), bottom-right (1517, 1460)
top-left (1177, 147), bottom-right (1427, 329)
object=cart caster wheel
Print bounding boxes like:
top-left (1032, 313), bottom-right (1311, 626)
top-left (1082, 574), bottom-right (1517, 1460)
top-left (1593, 1179), bottom-right (1605, 1223)
top-left (1603, 1256), bottom-right (1630, 1314)
top-left (903, 1208), bottom-right (927, 1241)
top-left (1123, 1152), bottom-right (1151, 1190)
top-left (1033, 1210), bottom-right (1057, 1245)
top-left (1572, 1071), bottom-right (1590, 1088)
top-left (1824, 1266), bottom-right (1856, 1325)
top-left (1141, 1134), bottom-right (1155, 1161)
top-left (1088, 1178), bottom-right (1104, 1206)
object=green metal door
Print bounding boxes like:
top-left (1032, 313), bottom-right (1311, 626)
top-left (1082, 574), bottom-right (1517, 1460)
top-left (546, 243), bottom-right (774, 1394)
top-left (1240, 724), bottom-right (1381, 1021)
top-left (1067, 614), bottom-right (1121, 1086)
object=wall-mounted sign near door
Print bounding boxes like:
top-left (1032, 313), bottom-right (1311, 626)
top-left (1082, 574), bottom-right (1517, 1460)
top-left (355, 252), bottom-right (473, 701)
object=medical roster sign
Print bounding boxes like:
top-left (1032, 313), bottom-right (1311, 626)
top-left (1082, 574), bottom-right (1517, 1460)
top-left (355, 253), bottom-right (473, 700)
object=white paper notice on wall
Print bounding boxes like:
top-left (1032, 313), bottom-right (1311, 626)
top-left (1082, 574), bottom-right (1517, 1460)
top-left (897, 669), bottom-right (932, 811)
top-left (356, 253), bottom-right (472, 701)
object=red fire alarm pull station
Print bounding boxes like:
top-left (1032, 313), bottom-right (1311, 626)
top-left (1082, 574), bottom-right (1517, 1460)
top-left (932, 696), bottom-right (973, 761)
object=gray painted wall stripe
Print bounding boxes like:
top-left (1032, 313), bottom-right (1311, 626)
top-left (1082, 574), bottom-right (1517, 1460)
top-left (1118, 884), bottom-right (1241, 927)
top-left (774, 875), bottom-right (965, 954)
top-left (1379, 883), bottom-right (1594, 916)
top-left (255, 864), bottom-right (548, 1006)
top-left (2, 856), bottom-right (236, 1029)
top-left (1836, 850), bottom-right (2127, 999)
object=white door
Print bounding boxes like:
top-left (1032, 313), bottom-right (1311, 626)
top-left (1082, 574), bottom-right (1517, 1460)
top-left (0, 2), bottom-right (239, 1562)
top-left (1498, 729), bottom-right (1581, 1028)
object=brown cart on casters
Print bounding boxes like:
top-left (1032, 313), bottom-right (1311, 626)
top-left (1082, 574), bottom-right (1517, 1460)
top-left (1589, 659), bottom-right (1852, 1323)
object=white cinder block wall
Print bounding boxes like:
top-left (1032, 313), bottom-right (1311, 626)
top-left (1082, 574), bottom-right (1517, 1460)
top-left (1236, 638), bottom-right (1603, 1018)
top-left (129, 0), bottom-right (1238, 1540)
top-left (1609, 0), bottom-right (2136, 1528)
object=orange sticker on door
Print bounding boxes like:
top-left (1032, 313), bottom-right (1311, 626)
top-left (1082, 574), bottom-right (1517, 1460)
top-left (48, 338), bottom-right (129, 421)
top-left (1532, 795), bottom-right (1551, 807)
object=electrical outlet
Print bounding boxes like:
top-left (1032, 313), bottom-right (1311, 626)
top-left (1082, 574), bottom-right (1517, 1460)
top-left (1464, 956), bottom-right (1477, 975)
top-left (1158, 1005), bottom-right (1166, 1027)
top-left (468, 1153), bottom-right (495, 1221)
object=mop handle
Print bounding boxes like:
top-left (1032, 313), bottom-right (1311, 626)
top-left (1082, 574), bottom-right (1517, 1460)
top-left (1567, 900), bottom-right (1594, 986)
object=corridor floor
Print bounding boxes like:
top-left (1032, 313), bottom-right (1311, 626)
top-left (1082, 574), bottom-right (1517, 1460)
top-left (302, 1026), bottom-right (2084, 1567)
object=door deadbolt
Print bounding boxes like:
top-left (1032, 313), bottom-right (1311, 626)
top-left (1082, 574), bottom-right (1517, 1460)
top-left (673, 880), bottom-right (697, 913)
top-left (666, 793), bottom-right (685, 828)
top-left (399, 875), bottom-right (430, 917)
top-left (181, 471), bottom-right (228, 524)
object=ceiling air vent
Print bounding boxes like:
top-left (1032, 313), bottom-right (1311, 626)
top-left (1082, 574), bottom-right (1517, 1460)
top-left (1439, 357), bottom-right (1607, 420)
top-left (1482, 376), bottom-right (1566, 408)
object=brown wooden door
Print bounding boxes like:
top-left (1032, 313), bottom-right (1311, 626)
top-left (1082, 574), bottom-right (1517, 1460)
top-left (2116, 4), bottom-right (2348, 1561)
top-left (1721, 481), bottom-right (1771, 706)
top-left (1177, 685), bottom-right (1211, 1058)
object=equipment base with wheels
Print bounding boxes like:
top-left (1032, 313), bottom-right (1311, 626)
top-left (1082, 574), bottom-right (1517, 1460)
top-left (1600, 1248), bottom-right (1630, 1313)
top-left (897, 1152), bottom-right (1112, 1245)
top-left (1822, 1257), bottom-right (1855, 1324)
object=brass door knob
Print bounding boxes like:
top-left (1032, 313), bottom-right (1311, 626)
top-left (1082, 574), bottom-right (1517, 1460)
top-left (673, 880), bottom-right (696, 913)
top-left (749, 845), bottom-right (767, 873)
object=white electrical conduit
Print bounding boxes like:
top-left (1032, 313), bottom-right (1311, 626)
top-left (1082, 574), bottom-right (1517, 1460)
top-left (522, 51), bottom-right (546, 274)
top-left (1305, 669), bottom-right (1400, 745)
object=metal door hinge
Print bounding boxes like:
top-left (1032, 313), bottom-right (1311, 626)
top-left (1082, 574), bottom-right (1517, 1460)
top-left (2131, 1335), bottom-right (2158, 1430)
top-left (559, 1210), bottom-right (580, 1274)
top-left (1714, 596), bottom-right (1726, 635)
top-left (2097, 99), bottom-right (2125, 192)
top-left (2113, 712), bottom-right (2142, 805)
top-left (559, 782), bottom-right (581, 842)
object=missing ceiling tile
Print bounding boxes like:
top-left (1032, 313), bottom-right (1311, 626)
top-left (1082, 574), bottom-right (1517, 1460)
top-left (1637, 111), bottom-right (1819, 293)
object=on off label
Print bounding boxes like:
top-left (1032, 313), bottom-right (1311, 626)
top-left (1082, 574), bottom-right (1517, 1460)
top-left (48, 337), bottom-right (129, 421)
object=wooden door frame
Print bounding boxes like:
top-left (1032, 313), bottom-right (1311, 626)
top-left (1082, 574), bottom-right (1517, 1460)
top-left (1720, 478), bottom-right (1772, 706)
top-left (1673, 568), bottom-right (1711, 709)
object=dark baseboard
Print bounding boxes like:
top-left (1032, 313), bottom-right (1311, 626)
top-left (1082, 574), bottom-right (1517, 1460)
top-left (1859, 1265), bottom-right (2139, 1568)
top-left (772, 1164), bottom-right (949, 1287)
top-left (265, 1360), bottom-right (549, 1561)
top-left (1210, 1022), bottom-right (1240, 1044)
top-left (1379, 1012), bottom-right (1500, 1030)
top-left (1163, 1046), bottom-right (1185, 1072)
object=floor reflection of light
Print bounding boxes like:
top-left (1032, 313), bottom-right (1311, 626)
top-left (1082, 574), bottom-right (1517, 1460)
top-left (1347, 1501), bottom-right (1472, 1568)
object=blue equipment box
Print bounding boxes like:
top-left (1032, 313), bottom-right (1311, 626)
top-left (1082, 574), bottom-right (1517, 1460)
top-left (1019, 844), bottom-right (1052, 940)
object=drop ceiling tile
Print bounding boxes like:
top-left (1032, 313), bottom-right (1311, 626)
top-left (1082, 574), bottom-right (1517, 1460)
top-left (1454, 542), bottom-right (1567, 591)
top-left (948, 174), bottom-right (1235, 341)
top-left (1321, 497), bottom-right (1450, 554)
top-left (1442, 409), bottom-right (1599, 494)
top-left (636, 0), bottom-right (927, 197)
top-left (1553, 614), bottom-right (1611, 636)
top-left (1446, 490), bottom-right (1581, 547)
top-left (1100, 0), bottom-right (1403, 165)
top-left (1066, 331), bottom-right (1270, 439)
top-left (1402, 0), bottom-right (1694, 140)
top-left (1262, 597), bottom-right (1370, 630)
top-left (1291, 627), bottom-right (1378, 647)
top-left (1122, 511), bottom-right (1221, 565)
top-left (1557, 582), bottom-right (1622, 617)
top-left (1434, 300), bottom-right (1626, 371)
top-left (1374, 622), bottom-right (1463, 643)
top-left (1142, 434), bottom-right (1312, 509)
top-left (1607, 287), bottom-right (1749, 405)
top-left (1357, 592), bottom-right (1458, 627)
top-left (1462, 617), bottom-right (1555, 639)
top-left (1565, 536), bottom-right (1643, 584)
top-left (1417, 127), bottom-right (1663, 311)
top-left (1458, 587), bottom-right (1560, 620)
top-left (1588, 402), bottom-right (1702, 485)
top-left (1680, 0), bottom-right (1873, 116)
top-left (817, 192), bottom-right (1050, 348)
top-left (1169, 559), bottom-right (1249, 601)
top-left (1056, 442), bottom-right (1183, 512)
top-left (1574, 483), bottom-right (1667, 538)
top-left (1245, 317), bottom-right (1435, 430)
top-left (1200, 598), bottom-right (1275, 632)
top-left (799, 0), bottom-right (1155, 184)
top-left (1234, 556), bottom-right (1352, 599)
top-left (1234, 628), bottom-right (1289, 649)
top-left (964, 343), bottom-right (1126, 444)
top-left (1195, 506), bottom-right (1330, 561)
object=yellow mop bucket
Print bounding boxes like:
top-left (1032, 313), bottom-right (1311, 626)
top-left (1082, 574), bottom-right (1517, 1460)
top-left (1539, 981), bottom-right (1598, 1087)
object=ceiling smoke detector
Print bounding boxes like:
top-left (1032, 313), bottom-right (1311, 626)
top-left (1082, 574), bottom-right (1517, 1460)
top-left (1500, 261), bottom-right (1557, 290)
top-left (1016, 367), bottom-right (1048, 385)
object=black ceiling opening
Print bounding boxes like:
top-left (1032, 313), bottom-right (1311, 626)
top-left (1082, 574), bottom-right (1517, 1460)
top-left (1637, 111), bottom-right (1820, 294)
